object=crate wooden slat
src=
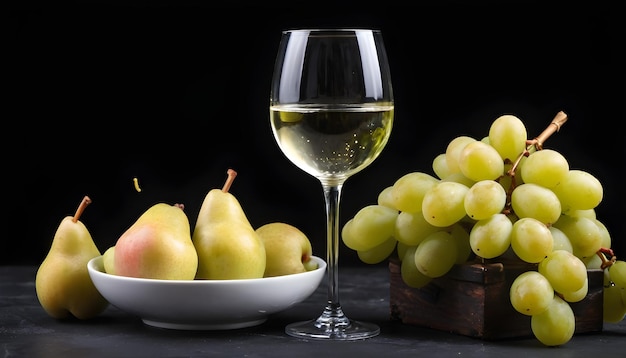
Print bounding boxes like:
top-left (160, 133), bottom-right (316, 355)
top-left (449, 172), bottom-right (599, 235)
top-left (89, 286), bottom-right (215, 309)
top-left (389, 257), bottom-right (604, 340)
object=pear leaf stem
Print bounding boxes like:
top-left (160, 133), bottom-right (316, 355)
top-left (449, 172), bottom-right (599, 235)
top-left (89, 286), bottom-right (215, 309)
top-left (73, 196), bottom-right (92, 223)
top-left (222, 168), bottom-right (237, 193)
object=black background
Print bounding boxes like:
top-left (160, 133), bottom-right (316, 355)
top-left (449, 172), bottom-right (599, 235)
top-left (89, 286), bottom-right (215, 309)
top-left (7, 1), bottom-right (625, 266)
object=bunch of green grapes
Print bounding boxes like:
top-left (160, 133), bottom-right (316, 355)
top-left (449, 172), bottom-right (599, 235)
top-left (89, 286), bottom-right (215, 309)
top-left (340, 111), bottom-right (623, 346)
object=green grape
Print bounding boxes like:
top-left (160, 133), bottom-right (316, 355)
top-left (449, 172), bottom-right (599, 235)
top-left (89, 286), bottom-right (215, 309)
top-left (520, 149), bottom-right (569, 188)
top-left (396, 241), bottom-right (411, 261)
top-left (568, 208), bottom-right (596, 219)
top-left (603, 283), bottom-right (626, 323)
top-left (357, 236), bottom-right (397, 264)
top-left (549, 226), bottom-right (573, 253)
top-left (422, 181), bottom-right (469, 227)
top-left (341, 219), bottom-right (359, 250)
top-left (510, 183), bottom-right (561, 225)
top-left (391, 172), bottom-right (440, 213)
top-left (538, 250), bottom-right (587, 294)
top-left (609, 260), bottom-right (626, 288)
top-left (432, 153), bottom-right (451, 179)
top-left (449, 223), bottom-right (472, 264)
top-left (377, 185), bottom-right (397, 210)
top-left (510, 271), bottom-right (554, 316)
top-left (394, 211), bottom-right (440, 246)
top-left (464, 180), bottom-right (507, 220)
top-left (488, 114), bottom-right (528, 162)
top-left (341, 205), bottom-right (399, 251)
top-left (400, 245), bottom-right (432, 288)
top-left (441, 172), bottom-right (476, 188)
top-left (469, 213), bottom-right (512, 259)
top-left (531, 295), bottom-right (575, 347)
top-left (445, 136), bottom-right (477, 175)
top-left (583, 253), bottom-right (602, 269)
top-left (553, 214), bottom-right (603, 260)
top-left (562, 277), bottom-right (588, 303)
top-left (458, 140), bottom-right (505, 181)
top-left (594, 219), bottom-right (612, 251)
top-left (414, 231), bottom-right (458, 278)
top-left (552, 169), bottom-right (603, 213)
top-left (510, 217), bottom-right (553, 263)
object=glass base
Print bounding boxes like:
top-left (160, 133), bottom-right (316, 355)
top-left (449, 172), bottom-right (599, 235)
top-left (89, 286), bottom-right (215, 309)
top-left (285, 307), bottom-right (380, 340)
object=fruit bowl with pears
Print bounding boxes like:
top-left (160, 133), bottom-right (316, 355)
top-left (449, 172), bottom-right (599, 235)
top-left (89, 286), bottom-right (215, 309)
top-left (87, 253), bottom-right (325, 330)
top-left (80, 170), bottom-right (325, 330)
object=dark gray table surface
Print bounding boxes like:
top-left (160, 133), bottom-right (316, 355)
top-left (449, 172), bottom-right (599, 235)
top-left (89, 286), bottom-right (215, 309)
top-left (2, 264), bottom-right (625, 357)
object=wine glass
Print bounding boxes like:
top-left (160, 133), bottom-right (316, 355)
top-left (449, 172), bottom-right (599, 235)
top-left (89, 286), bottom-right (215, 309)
top-left (269, 29), bottom-right (394, 340)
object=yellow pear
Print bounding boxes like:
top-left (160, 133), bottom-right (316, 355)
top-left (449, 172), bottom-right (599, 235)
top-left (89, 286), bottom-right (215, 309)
top-left (256, 222), bottom-right (317, 277)
top-left (113, 202), bottom-right (198, 280)
top-left (35, 196), bottom-right (109, 320)
top-left (193, 169), bottom-right (266, 280)
top-left (102, 246), bottom-right (116, 274)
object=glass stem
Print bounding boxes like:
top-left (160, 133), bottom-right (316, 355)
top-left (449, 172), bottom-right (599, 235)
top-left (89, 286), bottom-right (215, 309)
top-left (318, 182), bottom-right (351, 328)
top-left (285, 180), bottom-right (379, 340)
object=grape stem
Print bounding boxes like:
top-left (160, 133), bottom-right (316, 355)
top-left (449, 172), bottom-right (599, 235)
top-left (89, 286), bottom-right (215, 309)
top-left (597, 247), bottom-right (617, 269)
top-left (501, 111), bottom-right (568, 215)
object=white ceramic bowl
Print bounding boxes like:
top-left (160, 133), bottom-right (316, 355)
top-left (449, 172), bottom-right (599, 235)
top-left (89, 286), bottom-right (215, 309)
top-left (87, 255), bottom-right (326, 330)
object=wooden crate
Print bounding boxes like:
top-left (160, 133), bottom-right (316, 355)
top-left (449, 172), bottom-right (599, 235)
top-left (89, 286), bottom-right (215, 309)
top-left (389, 257), bottom-right (604, 340)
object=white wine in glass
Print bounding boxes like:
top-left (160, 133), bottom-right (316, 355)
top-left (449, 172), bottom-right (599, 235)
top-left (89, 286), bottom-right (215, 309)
top-left (269, 29), bottom-right (394, 340)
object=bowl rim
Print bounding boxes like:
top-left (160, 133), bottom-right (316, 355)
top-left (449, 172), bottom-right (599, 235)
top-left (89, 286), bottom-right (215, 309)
top-left (88, 255), bottom-right (327, 284)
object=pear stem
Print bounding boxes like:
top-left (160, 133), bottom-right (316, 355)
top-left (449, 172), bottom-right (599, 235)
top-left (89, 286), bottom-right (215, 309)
top-left (73, 196), bottom-right (92, 223)
top-left (222, 169), bottom-right (237, 193)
